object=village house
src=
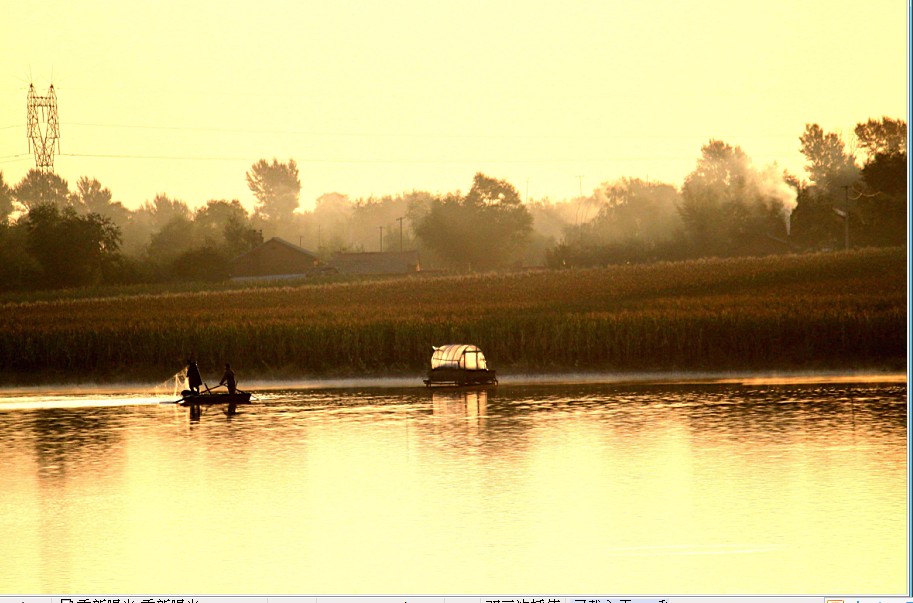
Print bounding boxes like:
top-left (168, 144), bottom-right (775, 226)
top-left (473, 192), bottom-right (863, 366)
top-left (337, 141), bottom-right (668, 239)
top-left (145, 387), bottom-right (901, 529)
top-left (229, 237), bottom-right (320, 280)
top-left (329, 250), bottom-right (421, 275)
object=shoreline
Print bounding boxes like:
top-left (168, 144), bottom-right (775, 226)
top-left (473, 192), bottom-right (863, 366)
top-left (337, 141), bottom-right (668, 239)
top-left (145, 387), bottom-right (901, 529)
top-left (0, 369), bottom-right (905, 397)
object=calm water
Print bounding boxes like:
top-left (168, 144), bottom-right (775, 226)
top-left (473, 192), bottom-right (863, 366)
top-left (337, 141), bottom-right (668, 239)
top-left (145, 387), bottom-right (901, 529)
top-left (0, 378), bottom-right (906, 594)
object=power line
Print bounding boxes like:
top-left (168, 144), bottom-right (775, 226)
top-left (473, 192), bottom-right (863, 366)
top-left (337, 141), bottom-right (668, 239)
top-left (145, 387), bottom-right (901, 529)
top-left (59, 152), bottom-right (254, 162)
top-left (65, 121), bottom-right (310, 136)
top-left (0, 154), bottom-right (29, 165)
top-left (2, 143), bottom-right (805, 166)
top-left (54, 152), bottom-right (731, 164)
top-left (60, 121), bottom-right (796, 142)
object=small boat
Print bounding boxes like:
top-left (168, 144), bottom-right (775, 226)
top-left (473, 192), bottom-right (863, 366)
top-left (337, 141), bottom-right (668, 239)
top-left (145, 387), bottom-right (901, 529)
top-left (423, 344), bottom-right (498, 387)
top-left (166, 389), bottom-right (253, 419)
top-left (176, 390), bottom-right (252, 407)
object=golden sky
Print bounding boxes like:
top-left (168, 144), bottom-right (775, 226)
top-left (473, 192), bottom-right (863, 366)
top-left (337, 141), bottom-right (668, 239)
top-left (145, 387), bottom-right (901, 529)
top-left (0, 0), bottom-right (907, 210)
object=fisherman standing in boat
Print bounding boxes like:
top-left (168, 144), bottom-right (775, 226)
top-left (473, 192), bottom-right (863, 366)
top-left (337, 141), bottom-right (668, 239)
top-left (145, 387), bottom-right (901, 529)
top-left (219, 363), bottom-right (237, 395)
top-left (220, 363), bottom-right (239, 416)
top-left (186, 358), bottom-right (203, 394)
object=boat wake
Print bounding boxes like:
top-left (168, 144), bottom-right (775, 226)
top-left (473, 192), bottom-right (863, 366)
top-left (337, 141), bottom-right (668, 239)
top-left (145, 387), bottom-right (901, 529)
top-left (0, 394), bottom-right (165, 412)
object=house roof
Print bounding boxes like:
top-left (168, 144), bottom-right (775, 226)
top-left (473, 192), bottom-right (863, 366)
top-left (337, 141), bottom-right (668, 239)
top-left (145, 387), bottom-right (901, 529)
top-left (231, 237), bottom-right (318, 262)
top-left (329, 250), bottom-right (420, 274)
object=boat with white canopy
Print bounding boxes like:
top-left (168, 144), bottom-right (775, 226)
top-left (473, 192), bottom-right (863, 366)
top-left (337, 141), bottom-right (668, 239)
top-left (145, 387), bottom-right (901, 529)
top-left (423, 344), bottom-right (498, 387)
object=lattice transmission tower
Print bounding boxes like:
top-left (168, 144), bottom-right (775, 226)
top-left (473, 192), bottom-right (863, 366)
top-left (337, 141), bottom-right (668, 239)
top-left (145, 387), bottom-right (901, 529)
top-left (26, 83), bottom-right (60, 172)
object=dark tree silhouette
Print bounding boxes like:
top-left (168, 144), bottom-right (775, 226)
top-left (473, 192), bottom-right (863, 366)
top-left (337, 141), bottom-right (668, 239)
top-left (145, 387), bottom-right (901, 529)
top-left (679, 141), bottom-right (790, 256)
top-left (13, 169), bottom-right (70, 211)
top-left (24, 205), bottom-right (122, 288)
top-left (141, 194), bottom-right (191, 230)
top-left (854, 117), bottom-right (906, 159)
top-left (193, 199), bottom-right (262, 256)
top-left (246, 158), bottom-right (301, 225)
top-left (414, 173), bottom-right (532, 270)
top-left (798, 124), bottom-right (860, 195)
top-left (73, 176), bottom-right (113, 214)
top-left (0, 172), bottom-right (13, 224)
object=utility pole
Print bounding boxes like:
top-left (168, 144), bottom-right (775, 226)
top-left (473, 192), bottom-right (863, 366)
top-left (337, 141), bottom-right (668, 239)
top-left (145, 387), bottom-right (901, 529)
top-left (378, 226), bottom-right (384, 252)
top-left (396, 217), bottom-right (404, 252)
top-left (576, 175), bottom-right (584, 197)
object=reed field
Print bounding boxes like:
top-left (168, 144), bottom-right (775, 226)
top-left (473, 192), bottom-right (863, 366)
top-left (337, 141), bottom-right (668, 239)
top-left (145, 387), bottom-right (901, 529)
top-left (0, 248), bottom-right (905, 384)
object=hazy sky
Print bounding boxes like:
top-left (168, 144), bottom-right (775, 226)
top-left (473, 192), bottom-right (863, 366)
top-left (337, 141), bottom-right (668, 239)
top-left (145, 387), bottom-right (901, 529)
top-left (0, 0), bottom-right (907, 211)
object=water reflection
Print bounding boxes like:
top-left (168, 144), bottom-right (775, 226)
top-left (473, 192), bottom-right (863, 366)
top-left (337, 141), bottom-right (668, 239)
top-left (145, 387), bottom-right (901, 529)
top-left (29, 408), bottom-right (124, 480)
top-left (432, 387), bottom-right (489, 417)
top-left (431, 388), bottom-right (488, 439)
top-left (0, 379), bottom-right (905, 594)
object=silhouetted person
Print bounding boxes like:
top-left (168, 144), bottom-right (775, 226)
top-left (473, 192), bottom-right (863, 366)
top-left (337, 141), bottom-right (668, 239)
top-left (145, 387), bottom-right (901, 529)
top-left (220, 363), bottom-right (239, 416)
top-left (186, 359), bottom-right (203, 394)
top-left (219, 363), bottom-right (237, 395)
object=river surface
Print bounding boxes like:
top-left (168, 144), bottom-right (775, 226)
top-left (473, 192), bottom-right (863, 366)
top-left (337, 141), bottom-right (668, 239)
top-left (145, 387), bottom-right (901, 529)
top-left (0, 376), bottom-right (907, 595)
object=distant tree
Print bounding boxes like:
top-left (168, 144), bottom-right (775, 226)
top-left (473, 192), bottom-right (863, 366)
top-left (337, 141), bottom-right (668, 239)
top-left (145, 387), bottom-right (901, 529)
top-left (855, 155), bottom-right (906, 247)
top-left (126, 194), bottom-right (192, 259)
top-left (792, 118), bottom-right (906, 250)
top-left (414, 173), bottom-right (532, 270)
top-left (169, 246), bottom-right (231, 282)
top-left (853, 118), bottom-right (907, 247)
top-left (854, 117), bottom-right (906, 160)
top-left (141, 193), bottom-right (191, 231)
top-left (24, 204), bottom-right (122, 288)
top-left (13, 169), bottom-right (70, 212)
top-left (312, 192), bottom-right (352, 253)
top-left (99, 193), bottom-right (178, 259)
top-left (72, 176), bottom-right (113, 214)
top-left (861, 151), bottom-right (906, 199)
top-left (798, 124), bottom-right (860, 195)
top-left (679, 140), bottom-right (792, 256)
top-left (190, 199), bottom-right (262, 260)
top-left (0, 223), bottom-right (41, 289)
top-left (786, 177), bottom-right (842, 250)
top-left (463, 174), bottom-right (533, 265)
top-left (193, 200), bottom-right (245, 245)
top-left (349, 193), bottom-right (420, 253)
top-left (553, 179), bottom-right (686, 267)
top-left (0, 172), bottom-right (13, 224)
top-left (519, 200), bottom-right (579, 267)
top-left (592, 179), bottom-right (682, 244)
top-left (524, 199), bottom-right (577, 242)
top-left (350, 191), bottom-right (429, 255)
top-left (854, 117), bottom-right (906, 197)
top-left (137, 202), bottom-right (248, 283)
top-left (146, 215), bottom-right (194, 265)
top-left (246, 158), bottom-right (301, 225)
top-left (464, 172), bottom-right (522, 207)
top-left (224, 214), bottom-right (263, 256)
top-left (71, 176), bottom-right (132, 235)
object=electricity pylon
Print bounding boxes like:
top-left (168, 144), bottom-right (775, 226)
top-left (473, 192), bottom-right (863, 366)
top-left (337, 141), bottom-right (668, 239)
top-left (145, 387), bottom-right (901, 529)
top-left (26, 83), bottom-right (60, 171)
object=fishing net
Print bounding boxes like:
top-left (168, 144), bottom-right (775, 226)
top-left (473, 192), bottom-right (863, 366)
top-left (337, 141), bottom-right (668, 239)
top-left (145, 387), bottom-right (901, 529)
top-left (152, 368), bottom-right (188, 397)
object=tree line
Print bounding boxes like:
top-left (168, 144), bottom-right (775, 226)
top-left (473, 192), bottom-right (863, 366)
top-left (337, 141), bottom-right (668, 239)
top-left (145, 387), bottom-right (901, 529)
top-left (0, 116), bottom-right (904, 290)
top-left (549, 117), bottom-right (906, 267)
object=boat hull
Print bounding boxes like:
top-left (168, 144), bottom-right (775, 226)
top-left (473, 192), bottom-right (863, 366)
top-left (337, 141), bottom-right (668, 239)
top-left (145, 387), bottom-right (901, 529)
top-left (423, 368), bottom-right (498, 388)
top-left (177, 391), bottom-right (252, 406)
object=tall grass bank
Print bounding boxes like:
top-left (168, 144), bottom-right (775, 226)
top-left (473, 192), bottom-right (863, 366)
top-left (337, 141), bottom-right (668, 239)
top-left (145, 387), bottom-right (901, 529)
top-left (0, 248), bottom-right (904, 383)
